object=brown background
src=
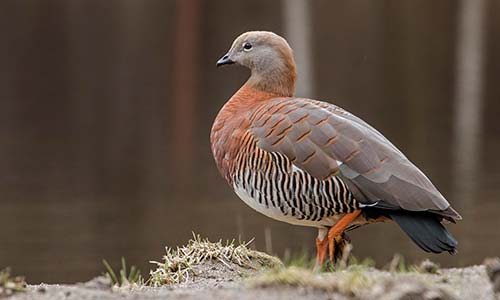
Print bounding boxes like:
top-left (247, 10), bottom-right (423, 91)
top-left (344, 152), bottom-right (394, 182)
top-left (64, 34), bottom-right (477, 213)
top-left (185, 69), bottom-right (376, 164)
top-left (0, 0), bottom-right (499, 283)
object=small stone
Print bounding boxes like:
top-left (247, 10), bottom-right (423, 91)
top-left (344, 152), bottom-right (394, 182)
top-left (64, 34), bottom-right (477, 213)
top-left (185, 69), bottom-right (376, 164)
top-left (419, 259), bottom-right (440, 274)
top-left (81, 276), bottom-right (112, 289)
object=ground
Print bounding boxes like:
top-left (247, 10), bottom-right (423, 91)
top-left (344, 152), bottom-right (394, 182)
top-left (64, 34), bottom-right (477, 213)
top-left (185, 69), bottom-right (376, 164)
top-left (4, 236), bottom-right (500, 300)
top-left (7, 263), bottom-right (498, 300)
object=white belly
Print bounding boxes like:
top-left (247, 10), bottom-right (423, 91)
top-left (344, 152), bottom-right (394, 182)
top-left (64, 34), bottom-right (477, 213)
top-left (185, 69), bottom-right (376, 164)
top-left (233, 184), bottom-right (339, 228)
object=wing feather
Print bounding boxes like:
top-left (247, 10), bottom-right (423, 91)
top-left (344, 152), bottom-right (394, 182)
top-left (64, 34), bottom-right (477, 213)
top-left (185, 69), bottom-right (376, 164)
top-left (250, 98), bottom-right (461, 221)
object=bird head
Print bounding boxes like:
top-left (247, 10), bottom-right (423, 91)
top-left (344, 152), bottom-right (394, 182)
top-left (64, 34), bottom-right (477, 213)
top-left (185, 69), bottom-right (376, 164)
top-left (217, 31), bottom-right (297, 97)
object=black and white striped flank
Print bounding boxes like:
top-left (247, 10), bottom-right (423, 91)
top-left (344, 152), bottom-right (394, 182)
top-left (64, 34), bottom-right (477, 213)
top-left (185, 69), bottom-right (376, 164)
top-left (231, 132), bottom-right (359, 223)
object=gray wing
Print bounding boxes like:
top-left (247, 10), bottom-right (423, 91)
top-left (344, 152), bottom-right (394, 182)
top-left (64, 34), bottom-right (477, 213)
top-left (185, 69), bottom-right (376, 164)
top-left (249, 98), bottom-right (461, 221)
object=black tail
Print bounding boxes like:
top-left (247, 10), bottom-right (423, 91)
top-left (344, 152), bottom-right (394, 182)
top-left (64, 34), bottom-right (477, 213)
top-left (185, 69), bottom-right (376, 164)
top-left (388, 210), bottom-right (458, 254)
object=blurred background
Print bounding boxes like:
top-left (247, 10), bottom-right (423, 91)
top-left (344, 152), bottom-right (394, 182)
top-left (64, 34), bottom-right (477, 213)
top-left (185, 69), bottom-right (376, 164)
top-left (0, 0), bottom-right (499, 283)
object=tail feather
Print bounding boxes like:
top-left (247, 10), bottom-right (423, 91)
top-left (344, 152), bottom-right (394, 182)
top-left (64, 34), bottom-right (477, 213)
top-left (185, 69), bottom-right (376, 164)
top-left (388, 211), bottom-right (458, 254)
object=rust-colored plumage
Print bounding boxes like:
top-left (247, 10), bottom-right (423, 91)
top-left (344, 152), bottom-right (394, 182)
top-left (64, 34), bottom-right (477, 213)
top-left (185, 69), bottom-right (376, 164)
top-left (211, 31), bottom-right (461, 267)
top-left (211, 85), bottom-right (276, 184)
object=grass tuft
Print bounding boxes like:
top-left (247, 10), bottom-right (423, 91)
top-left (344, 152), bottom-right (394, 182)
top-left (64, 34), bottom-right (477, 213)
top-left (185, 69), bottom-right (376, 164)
top-left (282, 250), bottom-right (316, 269)
top-left (0, 268), bottom-right (26, 297)
top-left (387, 254), bottom-right (419, 273)
top-left (248, 265), bottom-right (372, 296)
top-left (282, 246), bottom-right (374, 272)
top-left (148, 233), bottom-right (282, 286)
top-left (102, 257), bottom-right (143, 288)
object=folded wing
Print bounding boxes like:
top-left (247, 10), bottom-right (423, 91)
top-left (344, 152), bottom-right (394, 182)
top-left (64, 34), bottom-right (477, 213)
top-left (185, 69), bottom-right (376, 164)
top-left (249, 98), bottom-right (461, 221)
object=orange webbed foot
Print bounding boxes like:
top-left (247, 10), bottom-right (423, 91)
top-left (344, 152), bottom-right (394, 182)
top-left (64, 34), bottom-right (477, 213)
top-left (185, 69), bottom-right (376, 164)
top-left (328, 232), bottom-right (350, 262)
top-left (326, 210), bottom-right (362, 263)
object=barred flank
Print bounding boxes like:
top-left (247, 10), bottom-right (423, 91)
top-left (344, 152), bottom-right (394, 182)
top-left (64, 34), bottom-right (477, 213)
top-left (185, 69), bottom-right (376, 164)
top-left (232, 132), bottom-right (359, 222)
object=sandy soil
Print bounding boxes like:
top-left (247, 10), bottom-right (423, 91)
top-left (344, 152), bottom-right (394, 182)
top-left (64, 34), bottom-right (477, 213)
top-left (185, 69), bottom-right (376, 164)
top-left (8, 260), bottom-right (499, 300)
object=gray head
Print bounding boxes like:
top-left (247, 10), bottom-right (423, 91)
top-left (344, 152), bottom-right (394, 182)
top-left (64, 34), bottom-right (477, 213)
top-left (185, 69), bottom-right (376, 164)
top-left (217, 31), bottom-right (297, 97)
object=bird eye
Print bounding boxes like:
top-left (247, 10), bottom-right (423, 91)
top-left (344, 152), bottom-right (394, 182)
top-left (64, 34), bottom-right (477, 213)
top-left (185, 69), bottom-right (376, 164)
top-left (243, 42), bottom-right (253, 51)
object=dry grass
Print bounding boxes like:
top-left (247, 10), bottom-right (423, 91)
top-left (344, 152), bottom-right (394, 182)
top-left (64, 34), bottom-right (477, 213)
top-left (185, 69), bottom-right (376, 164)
top-left (129, 233), bottom-right (441, 293)
top-left (248, 265), bottom-right (373, 296)
top-left (148, 233), bottom-right (282, 286)
top-left (0, 268), bottom-right (25, 297)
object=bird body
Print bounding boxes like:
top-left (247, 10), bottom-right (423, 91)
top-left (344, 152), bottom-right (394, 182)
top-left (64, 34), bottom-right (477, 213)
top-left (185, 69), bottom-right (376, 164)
top-left (211, 86), bottom-right (360, 228)
top-left (211, 31), bottom-right (461, 264)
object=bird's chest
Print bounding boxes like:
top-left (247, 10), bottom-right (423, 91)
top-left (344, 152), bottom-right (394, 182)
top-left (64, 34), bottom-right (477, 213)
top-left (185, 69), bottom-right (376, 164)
top-left (210, 113), bottom-right (252, 184)
top-left (210, 86), bottom-right (277, 183)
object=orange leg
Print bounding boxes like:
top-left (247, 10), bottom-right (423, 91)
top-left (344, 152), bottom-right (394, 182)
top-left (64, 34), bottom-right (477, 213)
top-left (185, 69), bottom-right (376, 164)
top-left (315, 229), bottom-right (328, 269)
top-left (328, 210), bottom-right (361, 261)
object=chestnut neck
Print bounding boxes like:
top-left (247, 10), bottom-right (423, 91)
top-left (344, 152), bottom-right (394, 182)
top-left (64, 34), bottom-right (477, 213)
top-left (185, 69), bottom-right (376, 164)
top-left (230, 84), bottom-right (278, 106)
top-left (245, 61), bottom-right (296, 97)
